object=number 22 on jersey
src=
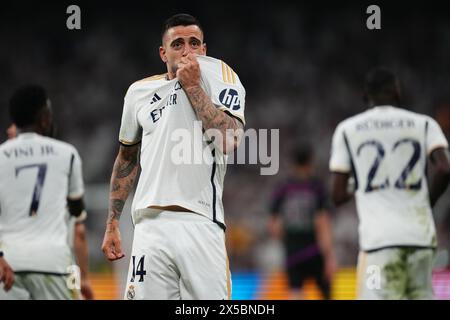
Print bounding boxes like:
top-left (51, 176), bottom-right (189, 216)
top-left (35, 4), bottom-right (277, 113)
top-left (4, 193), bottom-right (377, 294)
top-left (356, 138), bottom-right (422, 193)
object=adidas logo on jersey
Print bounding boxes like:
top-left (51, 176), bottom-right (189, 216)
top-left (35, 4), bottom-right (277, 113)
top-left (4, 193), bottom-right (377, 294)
top-left (150, 93), bottom-right (162, 104)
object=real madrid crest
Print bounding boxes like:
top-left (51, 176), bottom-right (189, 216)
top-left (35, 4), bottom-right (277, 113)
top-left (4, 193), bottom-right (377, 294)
top-left (127, 285), bottom-right (135, 300)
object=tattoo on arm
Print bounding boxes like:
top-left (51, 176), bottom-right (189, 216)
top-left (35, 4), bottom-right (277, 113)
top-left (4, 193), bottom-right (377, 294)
top-left (107, 145), bottom-right (139, 225)
top-left (116, 150), bottom-right (138, 178)
top-left (111, 182), bottom-right (120, 192)
top-left (107, 199), bottom-right (125, 223)
top-left (184, 85), bottom-right (240, 131)
top-left (184, 85), bottom-right (243, 152)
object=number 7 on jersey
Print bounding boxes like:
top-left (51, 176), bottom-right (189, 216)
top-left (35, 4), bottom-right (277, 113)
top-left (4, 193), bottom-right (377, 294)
top-left (15, 163), bottom-right (48, 216)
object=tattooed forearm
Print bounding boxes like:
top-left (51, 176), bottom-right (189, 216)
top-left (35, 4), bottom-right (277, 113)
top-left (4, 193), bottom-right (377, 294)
top-left (184, 85), bottom-right (243, 153)
top-left (116, 157), bottom-right (138, 178)
top-left (107, 199), bottom-right (125, 224)
top-left (107, 144), bottom-right (140, 225)
top-left (111, 182), bottom-right (120, 192)
top-left (184, 85), bottom-right (240, 131)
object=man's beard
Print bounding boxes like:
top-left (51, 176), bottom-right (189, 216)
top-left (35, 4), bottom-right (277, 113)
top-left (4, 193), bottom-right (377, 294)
top-left (171, 63), bottom-right (178, 75)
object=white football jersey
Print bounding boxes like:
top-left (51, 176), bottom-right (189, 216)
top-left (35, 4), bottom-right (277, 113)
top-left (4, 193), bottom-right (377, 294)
top-left (119, 55), bottom-right (246, 229)
top-left (330, 106), bottom-right (448, 251)
top-left (0, 133), bottom-right (84, 273)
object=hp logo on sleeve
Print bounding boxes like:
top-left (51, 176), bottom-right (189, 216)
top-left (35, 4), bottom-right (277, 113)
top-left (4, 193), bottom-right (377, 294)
top-left (219, 88), bottom-right (241, 111)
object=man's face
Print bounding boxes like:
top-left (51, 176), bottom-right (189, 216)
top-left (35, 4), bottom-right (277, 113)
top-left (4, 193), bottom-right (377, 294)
top-left (159, 25), bottom-right (206, 76)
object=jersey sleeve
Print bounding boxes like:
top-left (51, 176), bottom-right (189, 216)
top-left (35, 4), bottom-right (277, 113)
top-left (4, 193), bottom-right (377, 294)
top-left (426, 118), bottom-right (449, 155)
top-left (119, 85), bottom-right (142, 145)
top-left (329, 122), bottom-right (351, 173)
top-left (200, 58), bottom-right (246, 125)
top-left (68, 149), bottom-right (84, 199)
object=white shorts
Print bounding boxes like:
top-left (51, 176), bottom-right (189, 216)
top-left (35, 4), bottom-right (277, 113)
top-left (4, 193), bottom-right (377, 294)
top-left (0, 273), bottom-right (74, 300)
top-left (124, 209), bottom-right (231, 300)
top-left (357, 247), bottom-right (435, 300)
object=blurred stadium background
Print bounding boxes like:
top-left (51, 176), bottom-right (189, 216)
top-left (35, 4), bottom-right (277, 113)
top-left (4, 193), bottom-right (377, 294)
top-left (1, 1), bottom-right (450, 299)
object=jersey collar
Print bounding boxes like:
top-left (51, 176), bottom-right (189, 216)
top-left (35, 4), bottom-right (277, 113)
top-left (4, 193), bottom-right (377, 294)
top-left (373, 105), bottom-right (395, 111)
top-left (17, 132), bottom-right (40, 139)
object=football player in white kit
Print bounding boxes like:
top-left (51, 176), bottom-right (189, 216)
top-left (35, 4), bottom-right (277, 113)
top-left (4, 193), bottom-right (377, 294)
top-left (330, 68), bottom-right (450, 299)
top-left (0, 85), bottom-right (87, 299)
top-left (101, 14), bottom-right (245, 300)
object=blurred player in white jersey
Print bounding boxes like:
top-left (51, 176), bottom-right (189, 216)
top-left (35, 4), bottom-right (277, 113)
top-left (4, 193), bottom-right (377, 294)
top-left (3, 124), bottom-right (94, 300)
top-left (329, 68), bottom-right (450, 299)
top-left (0, 85), bottom-right (88, 299)
top-left (101, 14), bottom-right (245, 300)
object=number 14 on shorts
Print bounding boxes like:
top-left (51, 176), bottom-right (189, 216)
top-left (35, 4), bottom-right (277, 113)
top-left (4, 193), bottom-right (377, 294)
top-left (130, 255), bottom-right (146, 282)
